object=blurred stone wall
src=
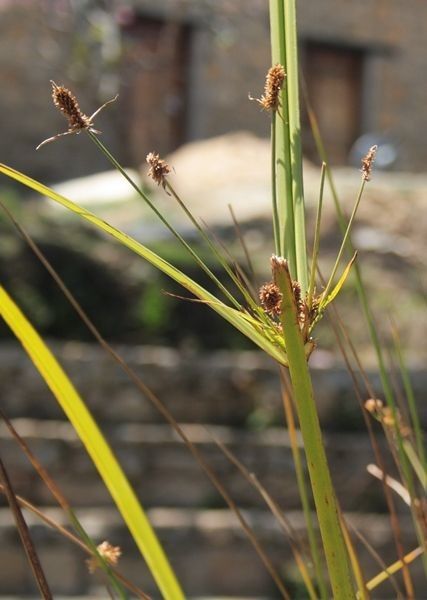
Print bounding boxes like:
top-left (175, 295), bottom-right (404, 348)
top-left (0, 0), bottom-right (426, 183)
top-left (0, 0), bottom-right (123, 183)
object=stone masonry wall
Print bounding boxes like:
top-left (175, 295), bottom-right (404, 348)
top-left (0, 0), bottom-right (426, 182)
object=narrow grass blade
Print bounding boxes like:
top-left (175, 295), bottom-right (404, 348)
top-left (365, 547), bottom-right (423, 593)
top-left (0, 483), bottom-right (150, 598)
top-left (0, 224), bottom-right (290, 598)
top-left (0, 455), bottom-right (53, 599)
top-left (228, 203), bottom-right (256, 283)
top-left (0, 408), bottom-right (129, 599)
top-left (302, 101), bottom-right (420, 593)
top-left (88, 133), bottom-right (241, 310)
top-left (316, 253), bottom-right (357, 318)
top-left (0, 162), bottom-right (288, 365)
top-left (207, 426), bottom-right (317, 600)
top-left (308, 162), bottom-right (326, 308)
top-left (391, 324), bottom-right (426, 472)
top-left (0, 286), bottom-right (184, 600)
top-left (367, 464), bottom-right (411, 506)
top-left (339, 516), bottom-right (368, 600)
top-left (403, 442), bottom-right (427, 490)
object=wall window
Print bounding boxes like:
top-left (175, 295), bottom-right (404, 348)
top-left (302, 41), bottom-right (365, 164)
top-left (120, 14), bottom-right (191, 166)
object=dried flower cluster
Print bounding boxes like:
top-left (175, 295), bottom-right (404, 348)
top-left (51, 81), bottom-right (92, 132)
top-left (361, 145), bottom-right (378, 181)
top-left (259, 279), bottom-right (319, 338)
top-left (86, 540), bottom-right (122, 574)
top-left (365, 398), bottom-right (410, 437)
top-left (146, 152), bottom-right (171, 187)
top-left (292, 280), bottom-right (308, 327)
top-left (37, 81), bottom-right (118, 150)
top-left (254, 64), bottom-right (286, 112)
top-left (259, 282), bottom-right (282, 316)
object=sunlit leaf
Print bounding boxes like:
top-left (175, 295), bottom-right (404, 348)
top-left (364, 546), bottom-right (423, 593)
top-left (0, 286), bottom-right (184, 600)
top-left (0, 163), bottom-right (288, 366)
top-left (310, 252), bottom-right (357, 332)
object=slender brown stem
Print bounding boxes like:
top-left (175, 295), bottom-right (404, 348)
top-left (0, 455), bottom-right (53, 599)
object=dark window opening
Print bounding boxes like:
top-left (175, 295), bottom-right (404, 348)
top-left (120, 15), bottom-right (192, 167)
top-left (302, 41), bottom-right (364, 165)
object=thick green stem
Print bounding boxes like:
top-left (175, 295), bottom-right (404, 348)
top-left (283, 0), bottom-right (308, 292)
top-left (272, 257), bottom-right (355, 598)
top-left (271, 114), bottom-right (281, 255)
top-left (281, 371), bottom-right (329, 599)
top-left (269, 0), bottom-right (296, 273)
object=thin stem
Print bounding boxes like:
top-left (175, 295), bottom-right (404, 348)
top-left (87, 132), bottom-right (241, 309)
top-left (323, 165), bottom-right (419, 589)
top-left (207, 426), bottom-right (318, 600)
top-left (163, 180), bottom-right (255, 309)
top-left (391, 324), bottom-right (426, 472)
top-left (228, 204), bottom-right (256, 284)
top-left (0, 455), bottom-right (53, 599)
top-left (322, 179), bottom-right (365, 301)
top-left (308, 162), bottom-right (326, 307)
top-left (0, 485), bottom-right (150, 599)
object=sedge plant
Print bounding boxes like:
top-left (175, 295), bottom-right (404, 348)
top-left (2, 1), bottom-right (423, 598)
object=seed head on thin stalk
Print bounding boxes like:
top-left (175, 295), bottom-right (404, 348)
top-left (86, 540), bottom-right (122, 574)
top-left (146, 152), bottom-right (171, 188)
top-left (36, 81), bottom-right (118, 150)
top-left (250, 64), bottom-right (286, 113)
top-left (361, 144), bottom-right (378, 181)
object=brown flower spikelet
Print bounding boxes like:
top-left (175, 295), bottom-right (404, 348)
top-left (146, 152), bottom-right (171, 187)
top-left (307, 293), bottom-right (320, 325)
top-left (86, 541), bottom-right (122, 574)
top-left (291, 281), bottom-right (304, 324)
top-left (51, 81), bottom-right (92, 131)
top-left (361, 145), bottom-right (378, 181)
top-left (259, 282), bottom-right (282, 316)
top-left (258, 64), bottom-right (286, 112)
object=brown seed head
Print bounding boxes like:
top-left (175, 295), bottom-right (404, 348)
top-left (51, 81), bottom-right (92, 131)
top-left (257, 64), bottom-right (286, 112)
top-left (146, 152), bottom-right (171, 187)
top-left (259, 281), bottom-right (282, 317)
top-left (308, 294), bottom-right (320, 325)
top-left (361, 145), bottom-right (378, 181)
top-left (86, 541), bottom-right (122, 574)
top-left (381, 406), bottom-right (396, 428)
top-left (365, 398), bottom-right (383, 414)
top-left (292, 280), bottom-right (308, 326)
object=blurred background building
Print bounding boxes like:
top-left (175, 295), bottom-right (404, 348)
top-left (1, 2), bottom-right (426, 597)
top-left (0, 0), bottom-right (426, 181)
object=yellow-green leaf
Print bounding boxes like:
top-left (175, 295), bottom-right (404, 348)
top-left (310, 252), bottom-right (358, 332)
top-left (319, 252), bottom-right (357, 311)
top-left (364, 546), bottom-right (423, 593)
top-left (0, 162), bottom-right (288, 366)
top-left (0, 285), bottom-right (184, 600)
